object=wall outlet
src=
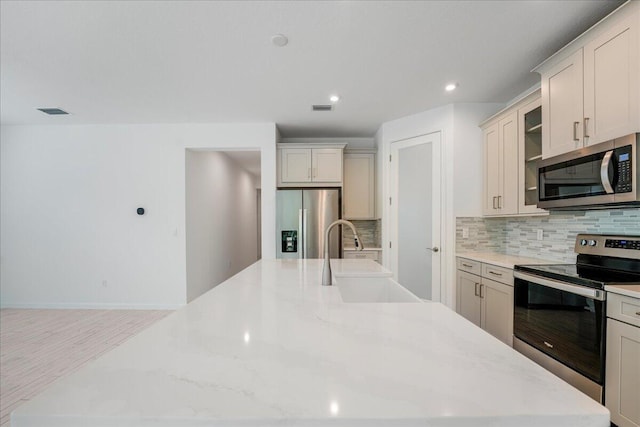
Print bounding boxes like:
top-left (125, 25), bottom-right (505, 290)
top-left (462, 227), bottom-right (469, 239)
top-left (536, 229), bottom-right (544, 241)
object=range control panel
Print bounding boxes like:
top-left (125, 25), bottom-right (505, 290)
top-left (576, 234), bottom-right (640, 260)
top-left (605, 239), bottom-right (640, 250)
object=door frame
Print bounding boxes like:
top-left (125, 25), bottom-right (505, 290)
top-left (388, 132), bottom-right (442, 302)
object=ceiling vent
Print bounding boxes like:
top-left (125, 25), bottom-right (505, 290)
top-left (312, 105), bottom-right (333, 111)
top-left (37, 108), bottom-right (69, 115)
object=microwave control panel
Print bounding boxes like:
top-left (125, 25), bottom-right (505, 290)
top-left (615, 146), bottom-right (633, 193)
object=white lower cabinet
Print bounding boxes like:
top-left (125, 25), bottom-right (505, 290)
top-left (480, 278), bottom-right (514, 347)
top-left (456, 258), bottom-right (514, 346)
top-left (606, 292), bottom-right (640, 427)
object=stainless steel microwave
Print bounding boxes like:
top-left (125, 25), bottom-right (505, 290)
top-left (537, 133), bottom-right (639, 210)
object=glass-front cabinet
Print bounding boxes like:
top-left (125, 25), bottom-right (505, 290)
top-left (518, 97), bottom-right (546, 215)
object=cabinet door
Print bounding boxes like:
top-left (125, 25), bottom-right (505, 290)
top-left (542, 49), bottom-right (584, 158)
top-left (344, 153), bottom-right (375, 219)
top-left (312, 148), bottom-right (342, 182)
top-left (584, 15), bottom-right (639, 145)
top-left (606, 318), bottom-right (640, 427)
top-left (281, 149), bottom-right (312, 183)
top-left (518, 97), bottom-right (546, 215)
top-left (483, 122), bottom-right (501, 215)
top-left (499, 112), bottom-right (518, 215)
top-left (480, 278), bottom-right (514, 346)
top-left (456, 270), bottom-right (481, 327)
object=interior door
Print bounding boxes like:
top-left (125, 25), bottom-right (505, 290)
top-left (389, 132), bottom-right (441, 301)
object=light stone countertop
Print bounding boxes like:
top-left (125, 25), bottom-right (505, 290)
top-left (12, 259), bottom-right (609, 427)
top-left (606, 284), bottom-right (640, 299)
top-left (456, 251), bottom-right (563, 269)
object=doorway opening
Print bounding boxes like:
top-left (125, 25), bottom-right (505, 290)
top-left (185, 149), bottom-right (261, 302)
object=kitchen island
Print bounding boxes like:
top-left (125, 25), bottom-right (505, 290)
top-left (11, 259), bottom-right (609, 426)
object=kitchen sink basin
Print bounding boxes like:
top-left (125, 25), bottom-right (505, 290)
top-left (335, 277), bottom-right (422, 303)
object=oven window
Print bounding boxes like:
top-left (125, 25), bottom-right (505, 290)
top-left (538, 151), bottom-right (612, 201)
top-left (514, 279), bottom-right (604, 384)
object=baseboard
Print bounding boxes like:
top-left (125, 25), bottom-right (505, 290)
top-left (0, 302), bottom-right (183, 310)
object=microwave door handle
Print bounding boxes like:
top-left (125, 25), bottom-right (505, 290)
top-left (600, 150), bottom-right (615, 194)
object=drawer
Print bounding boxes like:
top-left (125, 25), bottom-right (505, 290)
top-left (481, 263), bottom-right (514, 286)
top-left (608, 292), bottom-right (640, 328)
top-left (456, 258), bottom-right (481, 275)
top-left (344, 251), bottom-right (379, 261)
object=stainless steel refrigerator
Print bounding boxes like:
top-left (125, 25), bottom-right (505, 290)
top-left (276, 189), bottom-right (341, 259)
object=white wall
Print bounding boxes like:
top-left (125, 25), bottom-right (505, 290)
top-left (452, 103), bottom-right (504, 216)
top-left (0, 123), bottom-right (276, 308)
top-left (378, 103), bottom-right (502, 309)
top-left (185, 150), bottom-right (259, 302)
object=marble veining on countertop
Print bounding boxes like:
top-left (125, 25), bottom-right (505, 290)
top-left (606, 284), bottom-right (640, 299)
top-left (456, 251), bottom-right (563, 269)
top-left (12, 259), bottom-right (608, 427)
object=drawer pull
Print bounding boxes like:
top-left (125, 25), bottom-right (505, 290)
top-left (474, 283), bottom-right (480, 297)
top-left (462, 263), bottom-right (473, 268)
top-left (544, 341), bottom-right (554, 349)
top-left (488, 271), bottom-right (503, 277)
top-left (636, 312), bottom-right (640, 316)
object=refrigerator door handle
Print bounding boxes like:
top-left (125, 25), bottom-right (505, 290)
top-left (303, 209), bottom-right (308, 259)
top-left (298, 209), bottom-right (304, 259)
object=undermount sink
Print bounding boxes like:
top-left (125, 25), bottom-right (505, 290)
top-left (335, 277), bottom-right (422, 303)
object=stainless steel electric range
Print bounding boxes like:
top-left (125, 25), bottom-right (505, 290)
top-left (513, 234), bottom-right (640, 403)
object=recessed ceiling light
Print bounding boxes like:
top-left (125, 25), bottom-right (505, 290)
top-left (445, 83), bottom-right (458, 92)
top-left (271, 34), bottom-right (288, 47)
top-left (37, 108), bottom-right (69, 115)
top-left (329, 95), bottom-right (340, 103)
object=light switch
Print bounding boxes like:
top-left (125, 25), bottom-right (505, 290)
top-left (462, 227), bottom-right (469, 239)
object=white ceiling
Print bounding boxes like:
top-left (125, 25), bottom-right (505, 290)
top-left (0, 0), bottom-right (625, 138)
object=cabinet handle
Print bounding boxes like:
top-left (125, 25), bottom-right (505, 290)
top-left (498, 195), bottom-right (502, 209)
top-left (492, 196), bottom-right (497, 209)
top-left (479, 284), bottom-right (484, 299)
top-left (584, 117), bottom-right (590, 138)
top-left (573, 121), bottom-right (580, 141)
top-left (474, 283), bottom-right (480, 297)
top-left (488, 271), bottom-right (503, 277)
top-left (462, 263), bottom-right (473, 268)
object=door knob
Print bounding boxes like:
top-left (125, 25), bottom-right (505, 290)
top-left (426, 247), bottom-right (439, 252)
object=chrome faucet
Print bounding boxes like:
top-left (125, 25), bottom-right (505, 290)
top-left (322, 219), bottom-right (364, 286)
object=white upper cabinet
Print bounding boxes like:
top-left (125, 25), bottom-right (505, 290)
top-left (483, 110), bottom-right (519, 216)
top-left (278, 144), bottom-right (345, 187)
top-left (310, 149), bottom-right (343, 183)
top-left (541, 49), bottom-right (584, 158)
top-left (482, 90), bottom-right (547, 217)
top-left (280, 148), bottom-right (312, 182)
top-left (584, 14), bottom-right (640, 145)
top-left (343, 153), bottom-right (376, 219)
top-left (537, 1), bottom-right (640, 158)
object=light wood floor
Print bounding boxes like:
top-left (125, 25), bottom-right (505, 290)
top-left (0, 309), bottom-right (171, 427)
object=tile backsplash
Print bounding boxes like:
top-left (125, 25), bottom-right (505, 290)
top-left (457, 209), bottom-right (640, 263)
top-left (343, 220), bottom-right (381, 248)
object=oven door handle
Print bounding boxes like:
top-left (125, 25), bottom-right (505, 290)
top-left (514, 271), bottom-right (606, 301)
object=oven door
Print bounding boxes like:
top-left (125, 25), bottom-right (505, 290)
top-left (513, 271), bottom-right (606, 385)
